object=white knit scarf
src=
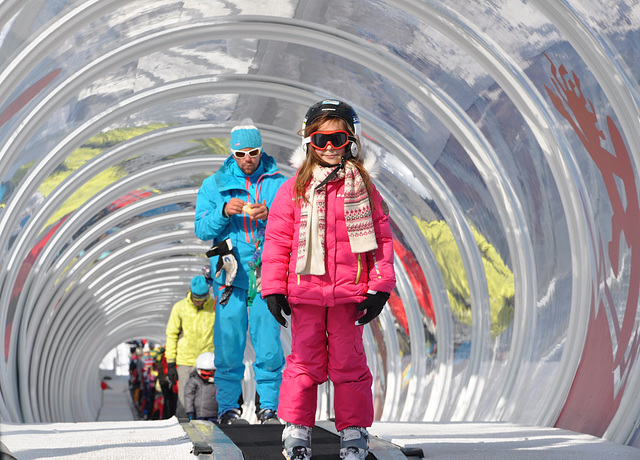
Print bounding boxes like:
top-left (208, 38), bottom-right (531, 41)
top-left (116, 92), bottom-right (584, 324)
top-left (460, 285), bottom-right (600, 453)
top-left (296, 162), bottom-right (377, 275)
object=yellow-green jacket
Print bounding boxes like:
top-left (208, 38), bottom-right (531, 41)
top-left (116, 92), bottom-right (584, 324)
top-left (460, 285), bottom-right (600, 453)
top-left (165, 293), bottom-right (215, 366)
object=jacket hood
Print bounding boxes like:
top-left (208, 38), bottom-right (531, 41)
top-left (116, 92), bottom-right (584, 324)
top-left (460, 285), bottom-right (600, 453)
top-left (289, 144), bottom-right (380, 178)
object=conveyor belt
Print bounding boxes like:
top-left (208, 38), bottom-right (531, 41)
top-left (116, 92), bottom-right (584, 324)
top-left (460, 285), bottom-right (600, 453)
top-left (219, 423), bottom-right (375, 460)
top-left (182, 420), bottom-right (416, 460)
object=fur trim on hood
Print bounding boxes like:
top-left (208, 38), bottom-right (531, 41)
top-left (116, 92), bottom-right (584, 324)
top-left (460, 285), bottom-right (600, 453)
top-left (289, 144), bottom-right (380, 178)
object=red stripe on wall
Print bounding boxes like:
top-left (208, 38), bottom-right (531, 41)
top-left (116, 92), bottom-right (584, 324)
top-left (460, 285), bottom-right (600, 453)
top-left (0, 68), bottom-right (62, 128)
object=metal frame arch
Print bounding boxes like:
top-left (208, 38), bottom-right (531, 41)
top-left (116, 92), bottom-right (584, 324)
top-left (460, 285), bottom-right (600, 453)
top-left (33, 245), bottom-right (208, 421)
top-left (383, 0), bottom-right (600, 424)
top-left (529, 0), bottom-right (640, 443)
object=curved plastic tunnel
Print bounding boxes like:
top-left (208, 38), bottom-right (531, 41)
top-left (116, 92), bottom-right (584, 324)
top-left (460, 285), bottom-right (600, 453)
top-left (1, 0), bottom-right (640, 448)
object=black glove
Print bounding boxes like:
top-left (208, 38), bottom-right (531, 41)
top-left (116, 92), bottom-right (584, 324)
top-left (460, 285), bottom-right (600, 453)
top-left (265, 294), bottom-right (291, 327)
top-left (356, 291), bottom-right (390, 325)
top-left (167, 362), bottom-right (178, 386)
top-left (206, 239), bottom-right (238, 286)
top-left (187, 412), bottom-right (195, 421)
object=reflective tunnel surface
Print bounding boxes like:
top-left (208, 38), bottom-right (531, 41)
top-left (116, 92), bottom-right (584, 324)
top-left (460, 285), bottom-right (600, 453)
top-left (1, 0), bottom-right (640, 447)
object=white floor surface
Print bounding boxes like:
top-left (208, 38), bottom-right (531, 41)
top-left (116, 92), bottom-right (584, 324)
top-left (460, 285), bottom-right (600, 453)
top-left (2, 374), bottom-right (639, 459)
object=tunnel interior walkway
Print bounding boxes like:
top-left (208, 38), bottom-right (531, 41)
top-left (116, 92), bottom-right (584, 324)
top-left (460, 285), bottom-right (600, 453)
top-left (1, 0), bottom-right (640, 450)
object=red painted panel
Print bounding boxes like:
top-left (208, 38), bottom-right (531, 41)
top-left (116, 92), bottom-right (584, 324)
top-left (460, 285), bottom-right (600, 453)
top-left (545, 55), bottom-right (640, 436)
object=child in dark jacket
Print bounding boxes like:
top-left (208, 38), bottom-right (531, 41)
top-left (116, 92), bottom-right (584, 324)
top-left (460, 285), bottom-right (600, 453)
top-left (184, 352), bottom-right (218, 422)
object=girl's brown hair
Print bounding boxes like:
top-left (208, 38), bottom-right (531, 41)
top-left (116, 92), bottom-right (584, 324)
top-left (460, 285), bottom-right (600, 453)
top-left (293, 115), bottom-right (372, 206)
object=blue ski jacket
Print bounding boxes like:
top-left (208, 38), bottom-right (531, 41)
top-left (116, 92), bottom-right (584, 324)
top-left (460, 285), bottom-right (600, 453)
top-left (194, 153), bottom-right (287, 291)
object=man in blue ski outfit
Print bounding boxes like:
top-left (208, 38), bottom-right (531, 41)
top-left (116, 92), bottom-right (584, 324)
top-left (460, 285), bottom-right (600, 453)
top-left (194, 121), bottom-right (286, 425)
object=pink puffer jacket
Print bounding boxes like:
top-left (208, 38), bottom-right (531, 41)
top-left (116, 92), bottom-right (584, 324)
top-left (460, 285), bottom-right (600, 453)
top-left (261, 176), bottom-right (396, 306)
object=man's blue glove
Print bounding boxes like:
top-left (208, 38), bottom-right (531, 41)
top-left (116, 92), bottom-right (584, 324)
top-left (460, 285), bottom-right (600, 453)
top-left (206, 239), bottom-right (238, 286)
top-left (187, 412), bottom-right (195, 421)
top-left (356, 291), bottom-right (390, 325)
top-left (265, 294), bottom-right (291, 327)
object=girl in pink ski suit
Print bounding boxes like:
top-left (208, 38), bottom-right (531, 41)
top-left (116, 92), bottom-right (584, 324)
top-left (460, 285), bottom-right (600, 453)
top-left (262, 100), bottom-right (395, 460)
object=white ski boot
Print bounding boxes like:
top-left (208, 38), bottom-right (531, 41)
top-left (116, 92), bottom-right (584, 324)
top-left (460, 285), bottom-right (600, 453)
top-left (339, 426), bottom-right (369, 460)
top-left (282, 423), bottom-right (312, 460)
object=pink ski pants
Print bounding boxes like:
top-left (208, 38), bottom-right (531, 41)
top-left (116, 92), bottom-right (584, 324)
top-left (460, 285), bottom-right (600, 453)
top-left (278, 302), bottom-right (374, 431)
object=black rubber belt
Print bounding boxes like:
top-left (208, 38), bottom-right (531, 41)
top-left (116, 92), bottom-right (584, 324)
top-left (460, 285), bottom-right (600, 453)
top-left (184, 420), bottom-right (414, 460)
top-left (217, 424), bottom-right (378, 460)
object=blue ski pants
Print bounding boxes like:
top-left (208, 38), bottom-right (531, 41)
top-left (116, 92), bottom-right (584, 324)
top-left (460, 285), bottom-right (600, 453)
top-left (213, 282), bottom-right (285, 416)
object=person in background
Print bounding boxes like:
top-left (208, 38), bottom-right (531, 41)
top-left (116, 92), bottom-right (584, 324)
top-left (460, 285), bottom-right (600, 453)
top-left (194, 121), bottom-right (287, 425)
top-left (165, 275), bottom-right (215, 417)
top-left (261, 100), bottom-right (396, 460)
top-left (150, 344), bottom-right (176, 419)
top-left (140, 342), bottom-right (155, 419)
top-left (128, 345), bottom-right (142, 409)
top-left (184, 352), bottom-right (219, 422)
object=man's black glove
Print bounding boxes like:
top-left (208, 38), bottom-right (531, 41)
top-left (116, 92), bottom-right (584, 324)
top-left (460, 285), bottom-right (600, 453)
top-left (187, 412), bottom-right (195, 421)
top-left (265, 294), bottom-right (291, 328)
top-left (356, 291), bottom-right (390, 325)
top-left (167, 362), bottom-right (178, 386)
top-left (206, 239), bottom-right (238, 286)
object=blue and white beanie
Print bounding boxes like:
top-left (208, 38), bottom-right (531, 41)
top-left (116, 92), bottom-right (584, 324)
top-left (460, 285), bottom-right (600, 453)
top-left (230, 123), bottom-right (262, 150)
top-left (190, 275), bottom-right (210, 299)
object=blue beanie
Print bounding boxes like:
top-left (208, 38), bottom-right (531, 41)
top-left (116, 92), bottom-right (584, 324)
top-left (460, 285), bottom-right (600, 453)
top-left (190, 275), bottom-right (209, 298)
top-left (230, 124), bottom-right (262, 150)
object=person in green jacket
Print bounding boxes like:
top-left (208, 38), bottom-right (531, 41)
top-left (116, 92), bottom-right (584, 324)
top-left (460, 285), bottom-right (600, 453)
top-left (165, 275), bottom-right (215, 415)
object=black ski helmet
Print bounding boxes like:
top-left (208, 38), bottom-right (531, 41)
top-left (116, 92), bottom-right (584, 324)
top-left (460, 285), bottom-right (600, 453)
top-left (303, 99), bottom-right (361, 137)
top-left (303, 99), bottom-right (361, 159)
